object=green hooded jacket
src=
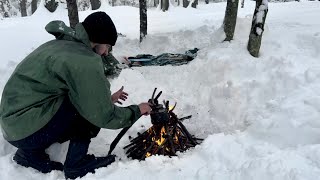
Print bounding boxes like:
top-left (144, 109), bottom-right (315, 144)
top-left (0, 21), bottom-right (141, 141)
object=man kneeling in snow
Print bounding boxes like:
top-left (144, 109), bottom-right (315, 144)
top-left (0, 12), bottom-right (152, 179)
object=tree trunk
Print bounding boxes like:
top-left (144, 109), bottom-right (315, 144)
top-left (31, 0), bottom-right (37, 14)
top-left (205, 0), bottom-right (209, 4)
top-left (247, 0), bottom-right (268, 57)
top-left (139, 0), bottom-right (147, 42)
top-left (20, 0), bottom-right (27, 17)
top-left (90, 0), bottom-right (101, 10)
top-left (223, 0), bottom-right (239, 41)
top-left (66, 0), bottom-right (79, 29)
top-left (45, 0), bottom-right (58, 12)
top-left (161, 0), bottom-right (169, 11)
top-left (154, 0), bottom-right (159, 7)
top-left (0, 0), bottom-right (12, 17)
top-left (191, 0), bottom-right (198, 8)
top-left (241, 0), bottom-right (244, 8)
top-left (182, 0), bottom-right (189, 8)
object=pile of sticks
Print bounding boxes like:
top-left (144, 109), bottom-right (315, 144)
top-left (123, 88), bottom-right (203, 160)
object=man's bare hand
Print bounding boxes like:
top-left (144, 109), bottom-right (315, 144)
top-left (139, 103), bottom-right (152, 116)
top-left (111, 86), bottom-right (128, 104)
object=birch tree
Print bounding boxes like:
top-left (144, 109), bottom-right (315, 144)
top-left (247, 0), bottom-right (268, 57)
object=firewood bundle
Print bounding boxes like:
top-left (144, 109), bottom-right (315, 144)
top-left (124, 88), bottom-right (203, 160)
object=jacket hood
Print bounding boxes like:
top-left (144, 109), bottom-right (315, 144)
top-left (45, 20), bottom-right (91, 48)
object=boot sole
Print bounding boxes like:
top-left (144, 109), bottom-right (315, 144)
top-left (13, 153), bottom-right (63, 173)
top-left (64, 156), bottom-right (115, 179)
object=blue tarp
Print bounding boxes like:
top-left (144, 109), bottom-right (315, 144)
top-left (127, 48), bottom-right (199, 67)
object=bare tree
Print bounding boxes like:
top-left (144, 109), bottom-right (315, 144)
top-left (154, 0), bottom-right (159, 7)
top-left (90, 0), bottom-right (100, 10)
top-left (66, 0), bottom-right (79, 29)
top-left (31, 0), bottom-right (38, 14)
top-left (191, 0), bottom-right (198, 8)
top-left (139, 0), bottom-right (147, 42)
top-left (183, 0), bottom-right (189, 8)
top-left (247, 0), bottom-right (268, 57)
top-left (19, 0), bottom-right (27, 17)
top-left (161, 0), bottom-right (169, 11)
top-left (223, 0), bottom-right (239, 41)
top-left (0, 0), bottom-right (12, 17)
top-left (45, 0), bottom-right (58, 12)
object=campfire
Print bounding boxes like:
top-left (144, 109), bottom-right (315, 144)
top-left (124, 88), bottom-right (203, 160)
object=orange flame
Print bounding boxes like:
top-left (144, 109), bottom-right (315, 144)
top-left (155, 126), bottom-right (166, 146)
top-left (146, 152), bottom-right (151, 157)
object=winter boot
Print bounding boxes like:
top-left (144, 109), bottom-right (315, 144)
top-left (13, 149), bottom-right (63, 173)
top-left (64, 139), bottom-right (115, 179)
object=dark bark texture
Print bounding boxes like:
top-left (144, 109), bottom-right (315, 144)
top-left (183, 0), bottom-right (189, 8)
top-left (139, 0), bottom-right (147, 42)
top-left (90, 0), bottom-right (100, 10)
top-left (20, 0), bottom-right (27, 17)
top-left (223, 0), bottom-right (239, 41)
top-left (161, 0), bottom-right (169, 11)
top-left (66, 0), bottom-right (79, 29)
top-left (45, 0), bottom-right (58, 12)
top-left (31, 0), bottom-right (37, 14)
top-left (191, 0), bottom-right (198, 8)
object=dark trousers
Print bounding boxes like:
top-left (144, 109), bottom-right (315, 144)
top-left (9, 97), bottom-right (101, 164)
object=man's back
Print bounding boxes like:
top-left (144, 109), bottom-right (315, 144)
top-left (0, 36), bottom-right (100, 141)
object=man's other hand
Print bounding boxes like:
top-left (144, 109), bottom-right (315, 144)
top-left (111, 86), bottom-right (128, 104)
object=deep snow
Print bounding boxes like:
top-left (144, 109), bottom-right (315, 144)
top-left (0, 1), bottom-right (320, 179)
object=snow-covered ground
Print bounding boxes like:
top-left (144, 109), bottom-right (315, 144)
top-left (1, 1), bottom-right (320, 179)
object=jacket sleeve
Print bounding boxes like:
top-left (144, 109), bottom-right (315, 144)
top-left (53, 55), bottom-right (141, 129)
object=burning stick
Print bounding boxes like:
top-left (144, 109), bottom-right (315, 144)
top-left (165, 124), bottom-right (176, 155)
top-left (177, 121), bottom-right (197, 145)
top-left (141, 141), bottom-right (156, 160)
